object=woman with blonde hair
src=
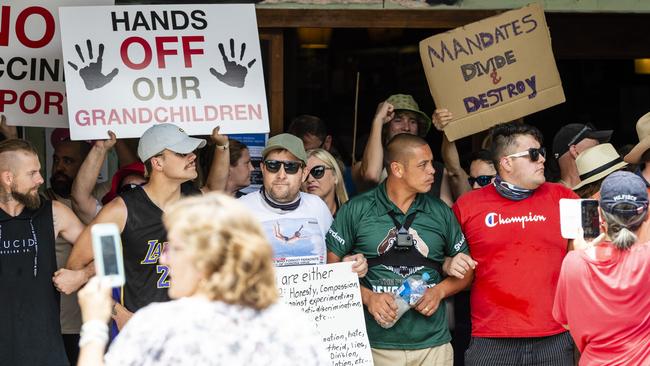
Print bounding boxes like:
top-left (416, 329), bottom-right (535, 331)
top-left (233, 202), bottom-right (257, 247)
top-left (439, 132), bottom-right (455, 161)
top-left (76, 193), bottom-right (328, 366)
top-left (302, 148), bottom-right (349, 216)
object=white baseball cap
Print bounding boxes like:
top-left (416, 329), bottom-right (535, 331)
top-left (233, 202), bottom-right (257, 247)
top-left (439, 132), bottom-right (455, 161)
top-left (137, 124), bottom-right (206, 161)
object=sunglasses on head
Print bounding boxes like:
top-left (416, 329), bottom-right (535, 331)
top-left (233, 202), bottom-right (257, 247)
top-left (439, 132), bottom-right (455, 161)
top-left (263, 160), bottom-right (303, 174)
top-left (468, 175), bottom-right (495, 187)
top-left (308, 165), bottom-right (333, 180)
top-left (506, 147), bottom-right (546, 162)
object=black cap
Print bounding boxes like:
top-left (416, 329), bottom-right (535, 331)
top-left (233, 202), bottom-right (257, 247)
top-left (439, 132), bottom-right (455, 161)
top-left (552, 123), bottom-right (613, 158)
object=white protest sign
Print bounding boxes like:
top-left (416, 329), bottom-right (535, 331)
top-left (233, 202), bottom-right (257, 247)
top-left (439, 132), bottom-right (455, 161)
top-left (59, 4), bottom-right (269, 140)
top-left (0, 0), bottom-right (111, 128)
top-left (275, 262), bottom-right (374, 366)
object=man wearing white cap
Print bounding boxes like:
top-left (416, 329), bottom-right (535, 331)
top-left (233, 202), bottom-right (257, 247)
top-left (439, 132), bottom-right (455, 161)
top-left (66, 124), bottom-right (228, 329)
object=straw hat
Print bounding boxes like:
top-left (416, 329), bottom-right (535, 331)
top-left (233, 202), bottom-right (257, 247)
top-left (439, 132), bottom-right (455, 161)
top-left (573, 143), bottom-right (628, 191)
top-left (624, 112), bottom-right (650, 164)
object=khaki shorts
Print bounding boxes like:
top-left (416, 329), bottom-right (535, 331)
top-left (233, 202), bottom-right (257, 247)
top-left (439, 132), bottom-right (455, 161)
top-left (371, 342), bottom-right (453, 366)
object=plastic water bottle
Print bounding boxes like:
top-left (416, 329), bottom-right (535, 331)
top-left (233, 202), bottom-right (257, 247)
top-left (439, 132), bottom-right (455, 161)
top-left (380, 272), bottom-right (431, 329)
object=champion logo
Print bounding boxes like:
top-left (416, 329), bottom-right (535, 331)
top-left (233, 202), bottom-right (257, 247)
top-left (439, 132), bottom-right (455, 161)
top-left (485, 213), bottom-right (498, 227)
top-left (484, 212), bottom-right (547, 229)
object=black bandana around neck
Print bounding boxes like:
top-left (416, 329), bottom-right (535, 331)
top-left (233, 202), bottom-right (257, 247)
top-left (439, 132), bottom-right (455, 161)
top-left (493, 175), bottom-right (535, 201)
top-left (260, 186), bottom-right (301, 211)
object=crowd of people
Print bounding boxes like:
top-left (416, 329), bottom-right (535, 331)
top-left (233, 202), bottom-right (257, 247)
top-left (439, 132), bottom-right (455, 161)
top-left (0, 98), bottom-right (649, 366)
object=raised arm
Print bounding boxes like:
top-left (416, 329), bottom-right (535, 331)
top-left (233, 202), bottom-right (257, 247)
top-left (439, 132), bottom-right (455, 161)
top-left (352, 101), bottom-right (394, 189)
top-left (67, 197), bottom-right (127, 270)
top-left (71, 131), bottom-right (117, 224)
top-left (433, 109), bottom-right (471, 199)
top-left (201, 126), bottom-right (229, 193)
top-left (0, 114), bottom-right (18, 139)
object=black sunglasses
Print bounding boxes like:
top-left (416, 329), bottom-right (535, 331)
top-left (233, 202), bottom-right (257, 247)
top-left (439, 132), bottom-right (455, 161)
top-left (308, 165), bottom-right (333, 180)
top-left (506, 147), bottom-right (546, 162)
top-left (263, 160), bottom-right (303, 175)
top-left (468, 175), bottom-right (495, 187)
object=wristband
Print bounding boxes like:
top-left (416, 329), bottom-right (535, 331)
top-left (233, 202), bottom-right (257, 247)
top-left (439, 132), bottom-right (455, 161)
top-left (216, 143), bottom-right (229, 150)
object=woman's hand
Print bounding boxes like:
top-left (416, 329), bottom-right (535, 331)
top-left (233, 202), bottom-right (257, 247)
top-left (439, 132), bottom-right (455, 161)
top-left (78, 277), bottom-right (113, 323)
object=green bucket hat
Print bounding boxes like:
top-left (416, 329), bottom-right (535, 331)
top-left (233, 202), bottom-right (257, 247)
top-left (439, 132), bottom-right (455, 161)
top-left (262, 133), bottom-right (308, 165)
top-left (386, 94), bottom-right (432, 136)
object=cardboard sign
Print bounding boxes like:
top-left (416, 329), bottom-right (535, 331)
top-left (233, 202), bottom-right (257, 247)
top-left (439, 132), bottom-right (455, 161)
top-left (0, 1), bottom-right (111, 128)
top-left (419, 3), bottom-right (565, 141)
top-left (276, 262), bottom-right (374, 366)
top-left (59, 4), bottom-right (269, 140)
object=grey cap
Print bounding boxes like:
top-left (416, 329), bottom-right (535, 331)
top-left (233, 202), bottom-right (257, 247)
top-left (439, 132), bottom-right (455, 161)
top-left (137, 124), bottom-right (206, 161)
top-left (261, 133), bottom-right (307, 164)
top-left (600, 171), bottom-right (649, 216)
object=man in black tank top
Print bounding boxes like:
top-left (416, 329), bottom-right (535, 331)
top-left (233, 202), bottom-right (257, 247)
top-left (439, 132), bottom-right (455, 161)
top-left (0, 140), bottom-right (85, 366)
top-left (67, 124), bottom-right (228, 330)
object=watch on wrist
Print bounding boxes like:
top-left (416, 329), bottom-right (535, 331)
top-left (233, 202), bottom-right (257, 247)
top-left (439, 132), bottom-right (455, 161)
top-left (216, 143), bottom-right (229, 150)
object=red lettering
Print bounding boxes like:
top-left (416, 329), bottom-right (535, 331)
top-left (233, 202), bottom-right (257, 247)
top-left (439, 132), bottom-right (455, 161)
top-left (44, 91), bottom-right (63, 115)
top-left (0, 6), bottom-right (10, 47)
top-left (20, 90), bottom-right (41, 114)
top-left (155, 36), bottom-right (178, 69)
top-left (15, 6), bottom-right (55, 48)
top-left (181, 36), bottom-right (204, 68)
top-left (0, 90), bottom-right (17, 112)
top-left (121, 37), bottom-right (152, 70)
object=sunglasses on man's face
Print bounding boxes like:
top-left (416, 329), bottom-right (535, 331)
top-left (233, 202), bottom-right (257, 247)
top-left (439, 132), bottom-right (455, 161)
top-left (506, 147), bottom-right (546, 162)
top-left (468, 175), bottom-right (495, 187)
top-left (308, 165), bottom-right (333, 180)
top-left (263, 160), bottom-right (303, 175)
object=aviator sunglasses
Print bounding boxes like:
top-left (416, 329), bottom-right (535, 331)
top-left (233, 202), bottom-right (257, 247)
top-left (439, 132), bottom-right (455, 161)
top-left (263, 160), bottom-right (303, 174)
top-left (307, 165), bottom-right (333, 180)
top-left (506, 147), bottom-right (546, 162)
top-left (468, 175), bottom-right (495, 187)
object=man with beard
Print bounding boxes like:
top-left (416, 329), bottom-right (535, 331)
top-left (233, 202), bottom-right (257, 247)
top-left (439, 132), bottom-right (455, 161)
top-left (0, 139), bottom-right (85, 366)
top-left (66, 123), bottom-right (228, 330)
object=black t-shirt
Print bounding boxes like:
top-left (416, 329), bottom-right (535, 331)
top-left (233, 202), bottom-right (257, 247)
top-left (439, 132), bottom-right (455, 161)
top-left (0, 201), bottom-right (69, 366)
top-left (119, 183), bottom-right (200, 312)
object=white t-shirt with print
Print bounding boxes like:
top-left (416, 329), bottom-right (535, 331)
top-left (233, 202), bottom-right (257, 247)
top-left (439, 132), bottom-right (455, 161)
top-left (238, 191), bottom-right (333, 267)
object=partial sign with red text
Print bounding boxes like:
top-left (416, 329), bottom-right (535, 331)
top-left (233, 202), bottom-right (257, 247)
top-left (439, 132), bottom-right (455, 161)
top-left (0, 0), bottom-right (111, 128)
top-left (59, 4), bottom-right (269, 140)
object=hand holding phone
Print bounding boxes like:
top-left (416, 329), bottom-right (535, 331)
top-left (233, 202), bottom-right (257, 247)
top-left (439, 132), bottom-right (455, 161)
top-left (560, 199), bottom-right (601, 239)
top-left (91, 223), bottom-right (125, 287)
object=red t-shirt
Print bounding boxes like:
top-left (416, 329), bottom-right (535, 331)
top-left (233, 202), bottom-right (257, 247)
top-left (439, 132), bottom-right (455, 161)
top-left (452, 182), bottom-right (577, 337)
top-left (553, 242), bottom-right (650, 365)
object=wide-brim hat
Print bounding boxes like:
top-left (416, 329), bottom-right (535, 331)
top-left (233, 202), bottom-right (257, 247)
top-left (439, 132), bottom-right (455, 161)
top-left (386, 94), bottom-right (432, 136)
top-left (624, 112), bottom-right (650, 164)
top-left (573, 143), bottom-right (627, 191)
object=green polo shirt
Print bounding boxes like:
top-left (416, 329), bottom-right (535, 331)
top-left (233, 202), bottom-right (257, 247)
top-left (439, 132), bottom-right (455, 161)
top-left (326, 181), bottom-right (468, 350)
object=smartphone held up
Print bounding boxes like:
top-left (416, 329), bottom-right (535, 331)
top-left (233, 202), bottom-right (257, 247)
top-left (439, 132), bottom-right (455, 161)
top-left (91, 223), bottom-right (125, 287)
top-left (560, 199), bottom-right (601, 240)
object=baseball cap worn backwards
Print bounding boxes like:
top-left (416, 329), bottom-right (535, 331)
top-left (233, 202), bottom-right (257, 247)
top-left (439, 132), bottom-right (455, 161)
top-left (262, 133), bottom-right (307, 165)
top-left (386, 94), bottom-right (432, 136)
top-left (600, 171), bottom-right (649, 216)
top-left (137, 124), bottom-right (207, 162)
top-left (552, 123), bottom-right (612, 159)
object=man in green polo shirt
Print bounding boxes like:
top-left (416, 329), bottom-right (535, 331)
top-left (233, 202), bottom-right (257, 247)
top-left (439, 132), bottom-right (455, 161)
top-left (326, 133), bottom-right (473, 366)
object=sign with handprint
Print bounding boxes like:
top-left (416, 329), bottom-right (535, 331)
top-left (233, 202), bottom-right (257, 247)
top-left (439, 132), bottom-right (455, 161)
top-left (59, 4), bottom-right (269, 140)
top-left (0, 0), bottom-right (112, 128)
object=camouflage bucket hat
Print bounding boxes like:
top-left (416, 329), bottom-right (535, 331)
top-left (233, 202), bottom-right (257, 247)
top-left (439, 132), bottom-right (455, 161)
top-left (386, 94), bottom-right (432, 136)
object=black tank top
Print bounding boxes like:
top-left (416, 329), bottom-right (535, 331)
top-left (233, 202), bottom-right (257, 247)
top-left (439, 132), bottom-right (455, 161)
top-left (0, 201), bottom-right (69, 366)
top-left (119, 183), bottom-right (200, 312)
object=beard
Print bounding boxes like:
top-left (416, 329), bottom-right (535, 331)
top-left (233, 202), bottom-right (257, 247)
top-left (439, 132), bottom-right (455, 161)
top-left (12, 188), bottom-right (41, 209)
top-left (50, 173), bottom-right (73, 198)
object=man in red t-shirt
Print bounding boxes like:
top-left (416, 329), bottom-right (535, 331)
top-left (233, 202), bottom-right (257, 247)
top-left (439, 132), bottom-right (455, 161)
top-left (452, 122), bottom-right (577, 365)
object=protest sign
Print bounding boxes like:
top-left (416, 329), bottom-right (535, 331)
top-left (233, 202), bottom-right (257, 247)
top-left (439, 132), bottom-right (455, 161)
top-left (419, 3), bottom-right (565, 141)
top-left (276, 262), bottom-right (373, 366)
top-left (59, 4), bottom-right (269, 140)
top-left (0, 0), bottom-right (111, 128)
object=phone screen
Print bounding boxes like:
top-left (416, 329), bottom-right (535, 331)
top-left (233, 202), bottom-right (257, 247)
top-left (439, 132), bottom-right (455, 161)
top-left (101, 235), bottom-right (119, 275)
top-left (581, 200), bottom-right (600, 238)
